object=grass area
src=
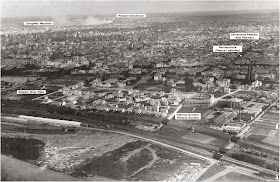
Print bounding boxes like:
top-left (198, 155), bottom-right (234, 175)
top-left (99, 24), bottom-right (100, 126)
top-left (214, 171), bottom-right (260, 182)
top-left (247, 134), bottom-right (267, 142)
top-left (133, 144), bottom-right (204, 181)
top-left (180, 133), bottom-right (216, 144)
top-left (262, 136), bottom-right (279, 146)
top-left (247, 127), bottom-right (272, 136)
top-left (72, 140), bottom-right (149, 180)
top-left (126, 148), bottom-right (153, 175)
top-left (209, 139), bottom-right (228, 147)
top-left (197, 163), bottom-right (226, 181)
top-left (160, 125), bottom-right (192, 138)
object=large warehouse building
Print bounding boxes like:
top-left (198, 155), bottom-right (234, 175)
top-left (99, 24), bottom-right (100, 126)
top-left (183, 93), bottom-right (214, 107)
top-left (18, 115), bottom-right (81, 127)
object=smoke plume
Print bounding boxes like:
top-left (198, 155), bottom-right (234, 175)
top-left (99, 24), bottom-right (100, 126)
top-left (82, 16), bottom-right (113, 25)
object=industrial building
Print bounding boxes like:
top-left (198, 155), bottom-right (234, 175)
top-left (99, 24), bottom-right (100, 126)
top-left (213, 111), bottom-right (236, 126)
top-left (243, 102), bottom-right (267, 114)
top-left (228, 98), bottom-right (243, 109)
top-left (221, 122), bottom-right (246, 131)
top-left (183, 93), bottom-right (214, 107)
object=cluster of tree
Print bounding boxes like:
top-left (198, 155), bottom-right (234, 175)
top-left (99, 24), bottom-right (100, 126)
top-left (2, 67), bottom-right (30, 76)
top-left (25, 63), bottom-right (40, 70)
top-left (237, 140), bottom-right (279, 156)
top-left (266, 163), bottom-right (279, 172)
top-left (230, 136), bottom-right (241, 143)
top-left (239, 146), bottom-right (279, 161)
top-left (49, 52), bottom-right (64, 60)
top-left (21, 100), bottom-right (75, 116)
top-left (230, 152), bottom-right (279, 172)
top-left (223, 130), bottom-right (238, 135)
top-left (36, 69), bottom-right (71, 78)
top-left (230, 152), bottom-right (264, 166)
top-left (196, 127), bottom-right (231, 141)
top-left (1, 137), bottom-right (44, 161)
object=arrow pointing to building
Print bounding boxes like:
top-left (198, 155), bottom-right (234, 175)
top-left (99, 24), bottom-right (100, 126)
top-left (253, 41), bottom-right (258, 45)
top-left (238, 53), bottom-right (242, 57)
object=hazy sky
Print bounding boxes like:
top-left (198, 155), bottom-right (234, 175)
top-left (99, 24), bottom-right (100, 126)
top-left (1, 0), bottom-right (279, 18)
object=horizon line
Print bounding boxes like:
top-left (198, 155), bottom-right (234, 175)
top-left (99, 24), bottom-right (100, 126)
top-left (1, 8), bottom-right (279, 18)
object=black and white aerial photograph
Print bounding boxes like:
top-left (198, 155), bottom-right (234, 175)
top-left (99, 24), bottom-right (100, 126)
top-left (1, 0), bottom-right (279, 181)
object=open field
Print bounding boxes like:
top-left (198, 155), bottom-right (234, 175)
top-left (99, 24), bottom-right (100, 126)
top-left (160, 125), bottom-right (228, 148)
top-left (180, 133), bottom-right (216, 144)
top-left (262, 136), bottom-right (279, 146)
top-left (247, 134), bottom-right (267, 142)
top-left (247, 127), bottom-right (273, 136)
top-left (214, 171), bottom-right (261, 182)
top-left (2, 130), bottom-right (206, 181)
top-left (160, 125), bottom-right (193, 138)
top-left (246, 128), bottom-right (279, 147)
top-left (247, 134), bottom-right (279, 146)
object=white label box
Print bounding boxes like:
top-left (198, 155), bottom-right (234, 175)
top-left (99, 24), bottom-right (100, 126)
top-left (230, 33), bottom-right (259, 40)
top-left (116, 14), bottom-right (146, 18)
top-left (213, 45), bottom-right (242, 52)
top-left (17, 90), bottom-right (46, 94)
top-left (24, 21), bottom-right (53, 26)
top-left (175, 113), bottom-right (201, 120)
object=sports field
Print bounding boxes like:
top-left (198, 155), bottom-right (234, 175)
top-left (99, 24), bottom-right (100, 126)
top-left (180, 133), bottom-right (216, 144)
